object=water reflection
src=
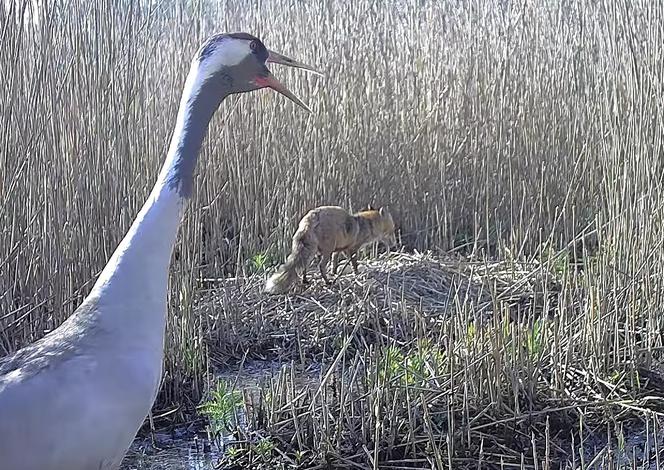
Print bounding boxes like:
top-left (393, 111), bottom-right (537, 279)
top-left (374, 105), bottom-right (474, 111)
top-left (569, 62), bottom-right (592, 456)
top-left (122, 436), bottom-right (219, 470)
top-left (122, 360), bottom-right (320, 470)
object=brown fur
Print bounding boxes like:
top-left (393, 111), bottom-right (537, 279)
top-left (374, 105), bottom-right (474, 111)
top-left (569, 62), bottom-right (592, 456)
top-left (265, 206), bottom-right (397, 294)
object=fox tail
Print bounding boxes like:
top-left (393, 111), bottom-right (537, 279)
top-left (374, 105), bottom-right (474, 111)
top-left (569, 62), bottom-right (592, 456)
top-left (265, 233), bottom-right (314, 294)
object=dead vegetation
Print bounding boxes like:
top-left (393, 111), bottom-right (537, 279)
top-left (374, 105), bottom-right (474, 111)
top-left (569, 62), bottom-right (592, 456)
top-left (2, 0), bottom-right (664, 467)
top-left (172, 250), bottom-right (664, 468)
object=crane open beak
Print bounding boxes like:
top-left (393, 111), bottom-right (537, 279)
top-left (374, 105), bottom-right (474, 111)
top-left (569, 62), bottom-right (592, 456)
top-left (252, 50), bottom-right (323, 113)
top-left (266, 50), bottom-right (324, 76)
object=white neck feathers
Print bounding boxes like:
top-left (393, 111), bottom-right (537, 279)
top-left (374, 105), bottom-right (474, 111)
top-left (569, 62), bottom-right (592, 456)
top-left (85, 58), bottom-right (218, 332)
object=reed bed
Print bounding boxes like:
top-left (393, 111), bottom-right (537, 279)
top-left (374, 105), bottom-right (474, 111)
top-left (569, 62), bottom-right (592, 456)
top-left (186, 250), bottom-right (663, 468)
top-left (2, 0), bottom-right (664, 466)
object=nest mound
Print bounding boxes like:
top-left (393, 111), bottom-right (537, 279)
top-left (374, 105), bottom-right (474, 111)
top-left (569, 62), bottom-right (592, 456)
top-left (196, 251), bottom-right (560, 363)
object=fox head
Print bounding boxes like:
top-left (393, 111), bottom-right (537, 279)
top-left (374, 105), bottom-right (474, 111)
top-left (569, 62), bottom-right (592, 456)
top-left (377, 207), bottom-right (397, 248)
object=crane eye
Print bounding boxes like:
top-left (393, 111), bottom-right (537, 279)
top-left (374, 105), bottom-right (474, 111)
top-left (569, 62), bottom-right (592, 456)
top-left (250, 41), bottom-right (258, 51)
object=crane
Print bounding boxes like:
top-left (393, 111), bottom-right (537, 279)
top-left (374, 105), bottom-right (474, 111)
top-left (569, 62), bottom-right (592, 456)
top-left (0, 32), bottom-right (319, 470)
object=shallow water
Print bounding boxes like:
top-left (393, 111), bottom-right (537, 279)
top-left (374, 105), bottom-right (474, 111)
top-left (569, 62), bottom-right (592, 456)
top-left (121, 360), bottom-right (664, 469)
top-left (122, 441), bottom-right (218, 470)
top-left (122, 427), bottom-right (664, 470)
top-left (122, 360), bottom-right (321, 469)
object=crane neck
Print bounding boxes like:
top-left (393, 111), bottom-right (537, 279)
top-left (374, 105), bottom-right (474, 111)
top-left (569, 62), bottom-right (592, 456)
top-left (84, 58), bottom-right (231, 333)
top-left (159, 62), bottom-right (232, 199)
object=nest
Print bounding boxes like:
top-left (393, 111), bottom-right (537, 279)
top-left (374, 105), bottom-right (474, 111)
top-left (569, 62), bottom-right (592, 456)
top-left (196, 251), bottom-right (561, 365)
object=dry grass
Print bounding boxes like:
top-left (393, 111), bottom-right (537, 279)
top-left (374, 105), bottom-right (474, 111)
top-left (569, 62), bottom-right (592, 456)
top-left (191, 251), bottom-right (664, 468)
top-left (2, 0), bottom-right (664, 466)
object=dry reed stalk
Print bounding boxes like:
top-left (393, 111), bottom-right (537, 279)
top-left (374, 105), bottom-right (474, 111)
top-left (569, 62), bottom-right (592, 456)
top-left (1, 3), bottom-right (664, 467)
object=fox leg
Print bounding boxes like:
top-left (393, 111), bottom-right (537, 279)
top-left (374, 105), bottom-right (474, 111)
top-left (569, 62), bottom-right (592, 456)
top-left (332, 252), bottom-right (341, 275)
top-left (319, 252), bottom-right (332, 284)
top-left (302, 265), bottom-right (309, 284)
top-left (349, 251), bottom-right (359, 275)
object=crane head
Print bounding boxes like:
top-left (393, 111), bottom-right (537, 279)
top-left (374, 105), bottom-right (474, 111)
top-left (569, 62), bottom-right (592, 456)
top-left (194, 32), bottom-right (322, 112)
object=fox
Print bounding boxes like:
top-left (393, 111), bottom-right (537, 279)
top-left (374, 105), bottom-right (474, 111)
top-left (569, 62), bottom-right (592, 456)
top-left (265, 205), bottom-right (397, 294)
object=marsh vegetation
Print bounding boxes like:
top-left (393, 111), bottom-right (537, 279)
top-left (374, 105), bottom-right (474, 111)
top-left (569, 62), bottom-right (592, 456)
top-left (2, 0), bottom-right (664, 467)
